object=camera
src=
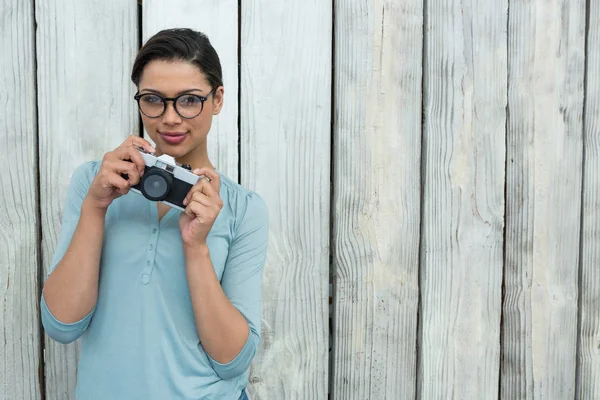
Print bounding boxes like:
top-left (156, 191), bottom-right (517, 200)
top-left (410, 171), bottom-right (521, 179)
top-left (126, 146), bottom-right (203, 211)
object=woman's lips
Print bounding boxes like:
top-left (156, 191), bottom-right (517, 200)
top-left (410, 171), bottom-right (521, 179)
top-left (159, 132), bottom-right (187, 145)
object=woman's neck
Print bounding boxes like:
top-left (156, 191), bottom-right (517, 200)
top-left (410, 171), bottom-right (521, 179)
top-left (176, 153), bottom-right (214, 171)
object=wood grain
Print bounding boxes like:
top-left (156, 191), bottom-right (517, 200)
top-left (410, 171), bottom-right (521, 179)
top-left (576, 1), bottom-right (600, 398)
top-left (142, 0), bottom-right (239, 180)
top-left (35, 1), bottom-right (138, 398)
top-left (418, 0), bottom-right (507, 398)
top-left (0, 1), bottom-right (42, 399)
top-left (331, 0), bottom-right (422, 398)
top-left (240, 1), bottom-right (332, 398)
top-left (501, 0), bottom-right (586, 398)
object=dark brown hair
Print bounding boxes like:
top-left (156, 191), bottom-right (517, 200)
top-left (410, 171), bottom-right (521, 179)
top-left (131, 28), bottom-right (223, 90)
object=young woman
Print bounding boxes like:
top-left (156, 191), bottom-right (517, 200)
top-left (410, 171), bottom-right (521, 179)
top-left (41, 28), bottom-right (268, 400)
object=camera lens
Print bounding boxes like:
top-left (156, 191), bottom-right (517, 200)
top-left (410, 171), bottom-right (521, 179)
top-left (140, 168), bottom-right (173, 201)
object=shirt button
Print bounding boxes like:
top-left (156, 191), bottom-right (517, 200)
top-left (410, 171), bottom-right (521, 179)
top-left (141, 274), bottom-right (150, 284)
top-left (146, 261), bottom-right (150, 266)
top-left (149, 244), bottom-right (153, 251)
top-left (152, 228), bottom-right (157, 234)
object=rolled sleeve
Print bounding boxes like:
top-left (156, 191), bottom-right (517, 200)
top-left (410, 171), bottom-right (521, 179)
top-left (41, 161), bottom-right (99, 343)
top-left (207, 329), bottom-right (260, 380)
top-left (41, 293), bottom-right (95, 344)
top-left (208, 192), bottom-right (269, 380)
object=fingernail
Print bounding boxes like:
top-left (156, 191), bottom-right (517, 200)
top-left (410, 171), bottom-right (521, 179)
top-left (183, 198), bottom-right (188, 205)
top-left (193, 168), bottom-right (201, 174)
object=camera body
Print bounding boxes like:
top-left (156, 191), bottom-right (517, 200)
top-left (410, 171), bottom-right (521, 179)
top-left (128, 146), bottom-right (201, 211)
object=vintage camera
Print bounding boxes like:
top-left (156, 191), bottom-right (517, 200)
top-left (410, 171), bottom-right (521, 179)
top-left (126, 146), bottom-right (202, 211)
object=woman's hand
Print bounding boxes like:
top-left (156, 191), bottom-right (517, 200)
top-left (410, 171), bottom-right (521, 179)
top-left (179, 168), bottom-right (223, 248)
top-left (85, 135), bottom-right (155, 211)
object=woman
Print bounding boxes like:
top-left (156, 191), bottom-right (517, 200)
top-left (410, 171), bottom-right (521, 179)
top-left (41, 28), bottom-right (268, 400)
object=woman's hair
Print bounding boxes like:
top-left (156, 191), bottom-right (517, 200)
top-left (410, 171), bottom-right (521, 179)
top-left (131, 28), bottom-right (223, 90)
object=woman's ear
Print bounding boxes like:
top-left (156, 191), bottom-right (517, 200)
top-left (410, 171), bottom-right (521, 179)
top-left (212, 86), bottom-right (224, 115)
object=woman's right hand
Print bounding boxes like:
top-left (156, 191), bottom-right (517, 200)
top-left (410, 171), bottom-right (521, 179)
top-left (85, 135), bottom-right (155, 211)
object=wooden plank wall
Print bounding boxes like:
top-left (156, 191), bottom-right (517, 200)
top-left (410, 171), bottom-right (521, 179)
top-left (0, 0), bottom-right (598, 399)
top-left (35, 1), bottom-right (138, 399)
top-left (0, 1), bottom-right (41, 399)
top-left (418, 0), bottom-right (507, 398)
top-left (332, 0), bottom-right (422, 398)
top-left (502, 1), bottom-right (586, 399)
top-left (578, 0), bottom-right (600, 398)
top-left (240, 1), bottom-right (332, 398)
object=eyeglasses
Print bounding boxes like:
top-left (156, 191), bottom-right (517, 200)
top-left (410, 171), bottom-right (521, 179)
top-left (134, 89), bottom-right (215, 119)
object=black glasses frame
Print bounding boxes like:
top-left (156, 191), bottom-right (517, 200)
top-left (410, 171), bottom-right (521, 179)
top-left (134, 89), bottom-right (215, 119)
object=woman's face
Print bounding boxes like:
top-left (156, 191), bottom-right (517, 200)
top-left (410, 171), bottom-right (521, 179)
top-left (137, 59), bottom-right (223, 163)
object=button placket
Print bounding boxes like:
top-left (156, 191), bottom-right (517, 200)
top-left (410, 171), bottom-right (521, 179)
top-left (142, 225), bottom-right (160, 284)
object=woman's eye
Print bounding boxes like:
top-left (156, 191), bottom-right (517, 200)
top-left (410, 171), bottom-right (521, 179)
top-left (142, 95), bottom-right (162, 104)
top-left (180, 95), bottom-right (201, 105)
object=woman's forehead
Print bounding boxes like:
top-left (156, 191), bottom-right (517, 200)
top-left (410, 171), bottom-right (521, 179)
top-left (139, 60), bottom-right (209, 92)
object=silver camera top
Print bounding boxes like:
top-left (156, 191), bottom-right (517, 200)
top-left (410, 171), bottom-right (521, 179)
top-left (134, 146), bottom-right (202, 185)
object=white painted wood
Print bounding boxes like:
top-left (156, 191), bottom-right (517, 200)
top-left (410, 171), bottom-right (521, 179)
top-left (35, 1), bottom-right (138, 398)
top-left (142, 0), bottom-right (239, 181)
top-left (418, 0), bottom-right (507, 398)
top-left (577, 1), bottom-right (600, 398)
top-left (240, 1), bottom-right (332, 399)
top-left (501, 0), bottom-right (586, 398)
top-left (0, 1), bottom-right (42, 399)
top-left (331, 0), bottom-right (422, 399)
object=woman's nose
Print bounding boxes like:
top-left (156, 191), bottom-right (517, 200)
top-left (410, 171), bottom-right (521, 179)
top-left (163, 101), bottom-right (182, 124)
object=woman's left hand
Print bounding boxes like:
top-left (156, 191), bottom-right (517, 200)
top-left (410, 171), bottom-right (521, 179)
top-left (179, 168), bottom-right (223, 247)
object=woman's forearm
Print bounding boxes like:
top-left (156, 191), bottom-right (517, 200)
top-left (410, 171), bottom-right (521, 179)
top-left (43, 197), bottom-right (106, 323)
top-left (185, 245), bottom-right (250, 364)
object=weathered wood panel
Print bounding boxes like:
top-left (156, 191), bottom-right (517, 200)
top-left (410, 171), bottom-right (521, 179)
top-left (36, 1), bottom-right (138, 398)
top-left (0, 1), bottom-right (42, 399)
top-left (240, 1), bottom-right (332, 398)
top-left (418, 0), bottom-right (507, 398)
top-left (501, 0), bottom-right (586, 398)
top-left (142, 0), bottom-right (239, 180)
top-left (577, 1), bottom-right (600, 398)
top-left (331, 0), bottom-right (422, 398)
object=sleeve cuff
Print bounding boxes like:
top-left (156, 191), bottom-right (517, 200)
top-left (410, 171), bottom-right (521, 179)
top-left (208, 330), bottom-right (259, 380)
top-left (41, 293), bottom-right (95, 344)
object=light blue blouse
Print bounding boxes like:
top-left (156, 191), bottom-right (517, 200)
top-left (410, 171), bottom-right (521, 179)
top-left (41, 161), bottom-right (268, 400)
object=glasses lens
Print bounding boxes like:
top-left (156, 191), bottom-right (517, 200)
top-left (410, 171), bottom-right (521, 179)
top-left (138, 94), bottom-right (164, 117)
top-left (176, 95), bottom-right (204, 118)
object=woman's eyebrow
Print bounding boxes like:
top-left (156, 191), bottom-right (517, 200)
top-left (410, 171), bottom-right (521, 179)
top-left (139, 88), bottom-right (205, 95)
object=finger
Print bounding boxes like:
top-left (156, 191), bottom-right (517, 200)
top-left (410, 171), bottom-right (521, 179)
top-left (184, 200), bottom-right (201, 218)
top-left (123, 134), bottom-right (155, 153)
top-left (183, 179), bottom-right (214, 206)
top-left (183, 181), bottom-right (201, 206)
top-left (193, 167), bottom-right (220, 191)
top-left (110, 160), bottom-right (141, 185)
top-left (194, 167), bottom-right (219, 182)
top-left (185, 201), bottom-right (213, 223)
top-left (199, 178), bottom-right (218, 198)
top-left (183, 174), bottom-right (211, 203)
top-left (190, 190), bottom-right (213, 207)
top-left (115, 146), bottom-right (146, 175)
top-left (107, 172), bottom-right (130, 195)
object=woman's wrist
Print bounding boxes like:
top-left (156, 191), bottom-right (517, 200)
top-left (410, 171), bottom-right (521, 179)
top-left (81, 197), bottom-right (108, 218)
top-left (184, 242), bottom-right (211, 263)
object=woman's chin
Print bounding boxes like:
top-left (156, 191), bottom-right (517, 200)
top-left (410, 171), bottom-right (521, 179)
top-left (159, 147), bottom-right (187, 159)
top-left (160, 145), bottom-right (195, 162)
